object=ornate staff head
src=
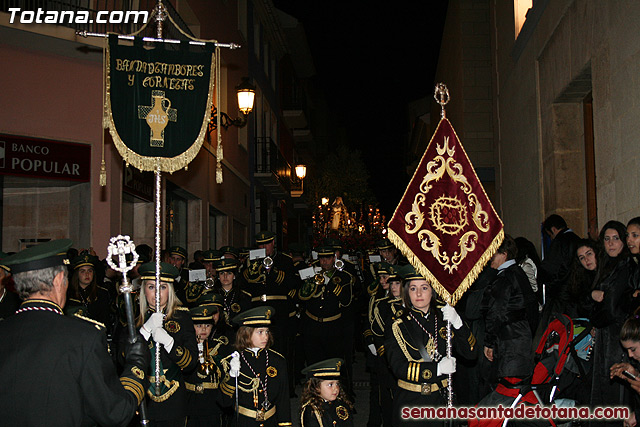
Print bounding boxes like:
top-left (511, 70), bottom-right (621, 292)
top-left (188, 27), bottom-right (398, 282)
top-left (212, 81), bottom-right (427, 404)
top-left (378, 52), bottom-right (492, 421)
top-left (106, 235), bottom-right (138, 293)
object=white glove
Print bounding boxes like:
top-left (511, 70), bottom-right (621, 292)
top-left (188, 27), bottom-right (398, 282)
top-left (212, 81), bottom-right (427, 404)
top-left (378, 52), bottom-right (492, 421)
top-left (437, 356), bottom-right (456, 376)
top-left (368, 344), bottom-right (377, 356)
top-left (441, 304), bottom-right (463, 329)
top-left (230, 351), bottom-right (240, 378)
top-left (152, 327), bottom-right (175, 353)
top-left (140, 312), bottom-right (164, 340)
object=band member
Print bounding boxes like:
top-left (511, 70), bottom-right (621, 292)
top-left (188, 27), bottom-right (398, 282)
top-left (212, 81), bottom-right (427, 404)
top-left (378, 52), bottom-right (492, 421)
top-left (370, 269), bottom-right (404, 427)
top-left (167, 245), bottom-right (190, 303)
top-left (0, 239), bottom-right (149, 426)
top-left (137, 261), bottom-right (199, 425)
top-left (185, 298), bottom-right (231, 426)
top-left (299, 246), bottom-right (353, 365)
top-left (184, 249), bottom-right (223, 306)
top-left (66, 253), bottom-right (113, 333)
top-left (385, 265), bottom-right (477, 425)
top-left (220, 306), bottom-right (292, 427)
top-left (377, 238), bottom-right (408, 266)
top-left (0, 254), bottom-right (19, 321)
top-left (241, 231), bottom-right (297, 355)
top-left (300, 358), bottom-right (354, 427)
top-left (213, 257), bottom-right (252, 322)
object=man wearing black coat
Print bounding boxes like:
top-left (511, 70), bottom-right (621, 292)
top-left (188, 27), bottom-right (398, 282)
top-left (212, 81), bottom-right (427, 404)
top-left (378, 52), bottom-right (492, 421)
top-left (0, 239), bottom-right (149, 427)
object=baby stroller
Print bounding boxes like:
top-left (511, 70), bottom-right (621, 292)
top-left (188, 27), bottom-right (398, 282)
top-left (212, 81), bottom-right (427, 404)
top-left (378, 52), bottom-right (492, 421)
top-left (469, 314), bottom-right (593, 427)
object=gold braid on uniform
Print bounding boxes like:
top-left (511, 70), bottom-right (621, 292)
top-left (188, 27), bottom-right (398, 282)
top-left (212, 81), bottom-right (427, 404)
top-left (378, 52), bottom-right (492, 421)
top-left (300, 403), bottom-right (324, 427)
top-left (391, 320), bottom-right (423, 362)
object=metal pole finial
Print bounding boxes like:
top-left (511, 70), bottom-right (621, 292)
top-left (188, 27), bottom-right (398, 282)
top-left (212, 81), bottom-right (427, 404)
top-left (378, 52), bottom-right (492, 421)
top-left (155, 0), bottom-right (167, 39)
top-left (434, 83), bottom-right (450, 119)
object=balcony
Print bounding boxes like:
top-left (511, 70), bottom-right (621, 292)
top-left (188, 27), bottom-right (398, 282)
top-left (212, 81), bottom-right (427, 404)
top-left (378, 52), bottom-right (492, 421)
top-left (281, 84), bottom-right (307, 129)
top-left (254, 137), bottom-right (291, 198)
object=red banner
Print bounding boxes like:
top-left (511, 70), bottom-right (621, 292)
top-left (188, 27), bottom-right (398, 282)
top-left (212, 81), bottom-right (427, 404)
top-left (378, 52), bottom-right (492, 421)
top-left (388, 118), bottom-right (503, 305)
top-left (0, 135), bottom-right (91, 182)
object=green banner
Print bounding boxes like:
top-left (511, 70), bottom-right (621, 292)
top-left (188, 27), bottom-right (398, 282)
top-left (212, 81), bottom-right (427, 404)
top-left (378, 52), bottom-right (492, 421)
top-left (105, 35), bottom-right (215, 172)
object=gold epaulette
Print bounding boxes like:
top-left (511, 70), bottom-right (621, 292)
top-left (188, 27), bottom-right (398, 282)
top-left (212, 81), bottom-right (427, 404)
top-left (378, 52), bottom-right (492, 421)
top-left (175, 306), bottom-right (190, 311)
top-left (241, 290), bottom-right (252, 297)
top-left (97, 285), bottom-right (110, 292)
top-left (73, 313), bottom-right (106, 330)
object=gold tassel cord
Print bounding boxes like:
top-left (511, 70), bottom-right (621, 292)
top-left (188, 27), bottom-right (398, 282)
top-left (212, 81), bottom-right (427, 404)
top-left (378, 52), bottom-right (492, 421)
top-left (215, 45), bottom-right (223, 184)
top-left (100, 36), bottom-right (107, 187)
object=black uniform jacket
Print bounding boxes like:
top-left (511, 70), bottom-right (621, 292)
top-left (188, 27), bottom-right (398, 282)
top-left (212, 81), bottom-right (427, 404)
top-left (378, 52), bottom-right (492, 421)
top-left (0, 299), bottom-right (146, 427)
top-left (143, 306), bottom-right (199, 421)
top-left (184, 326), bottom-right (234, 417)
top-left (216, 285), bottom-right (252, 321)
top-left (220, 348), bottom-right (292, 427)
top-left (300, 400), bottom-right (354, 427)
top-left (385, 306), bottom-right (477, 402)
top-left (300, 269), bottom-right (353, 322)
top-left (241, 252), bottom-right (297, 323)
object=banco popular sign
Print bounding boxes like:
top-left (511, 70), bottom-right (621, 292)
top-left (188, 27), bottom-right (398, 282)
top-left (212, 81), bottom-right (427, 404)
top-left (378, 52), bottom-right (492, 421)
top-left (0, 135), bottom-right (90, 182)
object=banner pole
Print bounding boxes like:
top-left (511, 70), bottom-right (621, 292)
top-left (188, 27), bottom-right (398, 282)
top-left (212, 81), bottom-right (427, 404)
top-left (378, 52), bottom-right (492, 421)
top-left (154, 161), bottom-right (162, 396)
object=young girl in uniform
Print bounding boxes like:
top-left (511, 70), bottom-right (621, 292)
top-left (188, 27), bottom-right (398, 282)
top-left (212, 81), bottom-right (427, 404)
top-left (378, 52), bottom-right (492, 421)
top-left (300, 358), bottom-right (354, 427)
top-left (219, 306), bottom-right (292, 427)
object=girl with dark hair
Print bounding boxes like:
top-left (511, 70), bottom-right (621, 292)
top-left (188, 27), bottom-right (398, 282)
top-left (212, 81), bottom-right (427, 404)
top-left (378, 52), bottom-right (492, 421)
top-left (589, 220), bottom-right (635, 414)
top-left (212, 258), bottom-right (251, 323)
top-left (626, 217), bottom-right (640, 305)
top-left (66, 253), bottom-right (112, 330)
top-left (565, 239), bottom-right (599, 318)
top-left (219, 306), bottom-right (291, 427)
top-left (299, 358), bottom-right (354, 427)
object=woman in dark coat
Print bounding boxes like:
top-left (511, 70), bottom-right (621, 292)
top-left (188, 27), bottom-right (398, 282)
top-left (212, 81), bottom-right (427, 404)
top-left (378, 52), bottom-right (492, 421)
top-left (589, 220), bottom-right (634, 415)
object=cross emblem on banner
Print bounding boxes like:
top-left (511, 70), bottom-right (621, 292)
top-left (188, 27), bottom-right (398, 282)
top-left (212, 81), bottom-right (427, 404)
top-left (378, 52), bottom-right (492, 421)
top-left (137, 90), bottom-right (178, 147)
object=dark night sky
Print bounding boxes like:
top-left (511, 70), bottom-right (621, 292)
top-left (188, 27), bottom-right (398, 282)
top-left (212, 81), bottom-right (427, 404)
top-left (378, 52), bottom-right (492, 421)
top-left (273, 1), bottom-right (449, 217)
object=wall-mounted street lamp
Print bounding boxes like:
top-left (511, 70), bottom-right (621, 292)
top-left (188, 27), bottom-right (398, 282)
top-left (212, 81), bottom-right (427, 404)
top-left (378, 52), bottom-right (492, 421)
top-left (208, 77), bottom-right (256, 132)
top-left (295, 165), bottom-right (307, 180)
top-left (291, 164), bottom-right (307, 198)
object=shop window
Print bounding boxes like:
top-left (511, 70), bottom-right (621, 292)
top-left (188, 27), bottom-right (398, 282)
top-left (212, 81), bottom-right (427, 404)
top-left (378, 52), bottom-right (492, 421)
top-left (0, 176), bottom-right (90, 252)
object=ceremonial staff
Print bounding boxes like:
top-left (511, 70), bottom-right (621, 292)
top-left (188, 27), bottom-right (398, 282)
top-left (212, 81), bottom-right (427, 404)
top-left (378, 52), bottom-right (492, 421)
top-left (388, 83), bottom-right (504, 410)
top-left (107, 235), bottom-right (149, 426)
top-left (81, 0), bottom-right (242, 397)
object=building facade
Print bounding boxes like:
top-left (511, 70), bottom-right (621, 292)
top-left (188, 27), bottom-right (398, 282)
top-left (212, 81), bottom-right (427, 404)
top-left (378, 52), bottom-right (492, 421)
top-left (0, 0), bottom-right (315, 257)
top-left (434, 0), bottom-right (640, 244)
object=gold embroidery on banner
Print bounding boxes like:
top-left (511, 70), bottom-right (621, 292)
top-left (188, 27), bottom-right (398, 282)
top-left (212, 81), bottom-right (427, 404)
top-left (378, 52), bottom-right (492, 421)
top-left (404, 135), bottom-right (490, 274)
top-left (137, 90), bottom-right (177, 147)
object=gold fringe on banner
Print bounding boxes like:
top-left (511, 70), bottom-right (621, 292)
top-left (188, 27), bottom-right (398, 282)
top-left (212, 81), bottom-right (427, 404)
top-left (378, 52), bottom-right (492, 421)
top-left (387, 116), bottom-right (505, 306)
top-left (103, 42), bottom-right (216, 173)
top-left (388, 228), bottom-right (503, 306)
top-left (100, 36), bottom-right (108, 187)
top-left (215, 45), bottom-right (223, 184)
